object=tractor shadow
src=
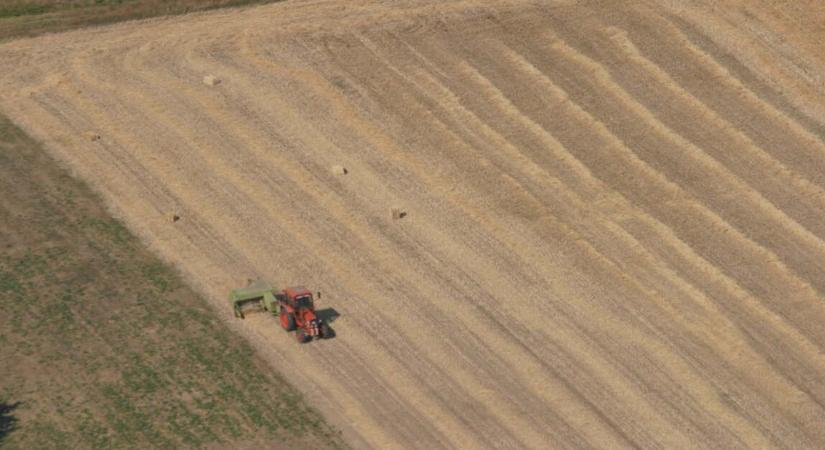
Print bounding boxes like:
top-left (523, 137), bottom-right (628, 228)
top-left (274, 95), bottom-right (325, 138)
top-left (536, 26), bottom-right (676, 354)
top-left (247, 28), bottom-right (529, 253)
top-left (0, 401), bottom-right (20, 446)
top-left (316, 308), bottom-right (339, 340)
top-left (316, 308), bottom-right (340, 324)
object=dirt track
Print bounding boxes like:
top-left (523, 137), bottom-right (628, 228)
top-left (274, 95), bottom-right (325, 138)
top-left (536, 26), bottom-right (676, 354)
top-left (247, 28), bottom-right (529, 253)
top-left (3, 0), bottom-right (825, 447)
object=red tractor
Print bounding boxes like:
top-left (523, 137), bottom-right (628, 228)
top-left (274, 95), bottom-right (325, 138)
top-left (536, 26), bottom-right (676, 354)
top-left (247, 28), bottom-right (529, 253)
top-left (276, 287), bottom-right (334, 343)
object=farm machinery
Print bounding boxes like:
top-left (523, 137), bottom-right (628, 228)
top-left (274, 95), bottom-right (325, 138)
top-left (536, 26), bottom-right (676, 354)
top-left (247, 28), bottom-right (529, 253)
top-left (229, 280), bottom-right (334, 343)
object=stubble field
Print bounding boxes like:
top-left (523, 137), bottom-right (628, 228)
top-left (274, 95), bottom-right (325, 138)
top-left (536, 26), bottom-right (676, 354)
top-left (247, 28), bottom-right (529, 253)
top-left (2, 0), bottom-right (825, 448)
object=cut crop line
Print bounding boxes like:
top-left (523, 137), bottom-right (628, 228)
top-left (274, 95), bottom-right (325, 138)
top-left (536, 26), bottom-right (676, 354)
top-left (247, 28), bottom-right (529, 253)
top-left (522, 29), bottom-right (825, 332)
top-left (470, 29), bottom-right (825, 380)
top-left (496, 33), bottom-right (825, 404)
top-left (358, 33), bottom-right (793, 447)
top-left (523, 36), bottom-right (825, 283)
top-left (606, 26), bottom-right (825, 203)
top-left (353, 33), bottom-right (602, 200)
top-left (393, 30), bottom-right (825, 383)
top-left (519, 31), bottom-right (825, 309)
top-left (658, 20), bottom-right (825, 155)
top-left (450, 45), bottom-right (825, 442)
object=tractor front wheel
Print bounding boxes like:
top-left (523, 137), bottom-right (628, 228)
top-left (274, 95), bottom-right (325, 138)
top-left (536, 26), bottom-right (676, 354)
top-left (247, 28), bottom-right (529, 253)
top-left (296, 328), bottom-right (309, 343)
top-left (280, 309), bottom-right (295, 331)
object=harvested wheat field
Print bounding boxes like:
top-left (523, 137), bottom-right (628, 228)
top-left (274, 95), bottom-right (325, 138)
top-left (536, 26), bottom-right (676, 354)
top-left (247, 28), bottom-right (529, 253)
top-left (3, 0), bottom-right (825, 448)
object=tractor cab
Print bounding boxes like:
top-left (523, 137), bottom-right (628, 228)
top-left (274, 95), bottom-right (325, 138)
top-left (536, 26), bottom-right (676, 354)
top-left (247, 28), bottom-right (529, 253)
top-left (283, 287), bottom-right (314, 309)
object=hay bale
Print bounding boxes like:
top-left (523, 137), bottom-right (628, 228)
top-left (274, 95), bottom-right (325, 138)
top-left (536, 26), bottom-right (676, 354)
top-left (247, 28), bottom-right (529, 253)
top-left (331, 165), bottom-right (348, 175)
top-left (84, 131), bottom-right (101, 142)
top-left (203, 75), bottom-right (221, 86)
top-left (391, 207), bottom-right (407, 220)
top-left (170, 213), bottom-right (181, 223)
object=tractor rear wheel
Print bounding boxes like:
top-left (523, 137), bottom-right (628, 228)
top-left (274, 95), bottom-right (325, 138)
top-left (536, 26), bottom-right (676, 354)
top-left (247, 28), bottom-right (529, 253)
top-left (296, 328), bottom-right (308, 343)
top-left (321, 322), bottom-right (335, 339)
top-left (280, 309), bottom-right (295, 331)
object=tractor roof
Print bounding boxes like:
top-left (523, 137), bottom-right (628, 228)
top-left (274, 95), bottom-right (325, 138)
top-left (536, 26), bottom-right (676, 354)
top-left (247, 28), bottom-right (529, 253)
top-left (284, 286), bottom-right (312, 298)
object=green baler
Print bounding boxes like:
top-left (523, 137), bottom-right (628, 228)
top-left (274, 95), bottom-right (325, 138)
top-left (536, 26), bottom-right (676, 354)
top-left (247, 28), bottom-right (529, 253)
top-left (229, 279), bottom-right (280, 319)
